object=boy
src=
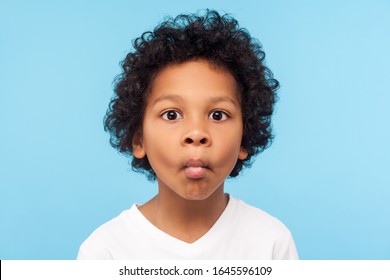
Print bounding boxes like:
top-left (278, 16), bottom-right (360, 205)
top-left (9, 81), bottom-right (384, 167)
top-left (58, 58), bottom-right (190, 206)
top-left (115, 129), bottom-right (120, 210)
top-left (78, 10), bottom-right (298, 259)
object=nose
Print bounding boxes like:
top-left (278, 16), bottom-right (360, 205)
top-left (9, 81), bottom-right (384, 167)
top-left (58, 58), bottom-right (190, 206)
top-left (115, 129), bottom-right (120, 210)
top-left (181, 129), bottom-right (211, 146)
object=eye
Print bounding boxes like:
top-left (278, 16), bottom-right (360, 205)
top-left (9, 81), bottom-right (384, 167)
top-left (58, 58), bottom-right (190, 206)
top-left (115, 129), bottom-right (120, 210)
top-left (209, 110), bottom-right (229, 121)
top-left (161, 110), bottom-right (183, 120)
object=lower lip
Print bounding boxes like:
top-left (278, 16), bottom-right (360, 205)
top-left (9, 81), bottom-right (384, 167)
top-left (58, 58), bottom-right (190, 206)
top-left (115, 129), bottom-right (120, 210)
top-left (184, 167), bottom-right (207, 179)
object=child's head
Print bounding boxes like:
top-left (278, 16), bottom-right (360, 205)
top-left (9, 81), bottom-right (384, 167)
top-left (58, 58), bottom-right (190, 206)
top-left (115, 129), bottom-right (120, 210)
top-left (104, 10), bottom-right (278, 181)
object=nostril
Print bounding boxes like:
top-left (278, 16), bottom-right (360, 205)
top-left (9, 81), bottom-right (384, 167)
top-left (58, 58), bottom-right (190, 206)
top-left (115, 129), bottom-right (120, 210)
top-left (182, 134), bottom-right (210, 145)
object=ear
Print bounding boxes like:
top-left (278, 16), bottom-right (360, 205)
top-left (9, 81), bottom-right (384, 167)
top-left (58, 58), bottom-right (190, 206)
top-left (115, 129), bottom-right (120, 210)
top-left (132, 132), bottom-right (146, 159)
top-left (238, 146), bottom-right (248, 160)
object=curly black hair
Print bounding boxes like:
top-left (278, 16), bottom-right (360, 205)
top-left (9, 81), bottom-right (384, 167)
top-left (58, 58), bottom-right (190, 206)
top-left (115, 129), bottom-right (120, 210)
top-left (104, 9), bottom-right (279, 180)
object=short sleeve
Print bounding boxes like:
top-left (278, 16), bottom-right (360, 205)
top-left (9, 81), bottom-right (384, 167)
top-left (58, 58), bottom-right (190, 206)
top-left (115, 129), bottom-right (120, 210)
top-left (273, 231), bottom-right (299, 260)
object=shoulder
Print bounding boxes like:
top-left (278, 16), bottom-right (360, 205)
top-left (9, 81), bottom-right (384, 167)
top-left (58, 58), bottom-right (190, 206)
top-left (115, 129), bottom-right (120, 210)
top-left (230, 196), bottom-right (289, 233)
top-left (227, 196), bottom-right (299, 259)
top-left (77, 206), bottom-right (136, 260)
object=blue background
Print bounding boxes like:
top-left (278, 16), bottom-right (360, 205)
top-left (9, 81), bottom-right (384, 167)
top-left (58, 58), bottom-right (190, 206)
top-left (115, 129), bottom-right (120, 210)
top-left (1, 0), bottom-right (389, 259)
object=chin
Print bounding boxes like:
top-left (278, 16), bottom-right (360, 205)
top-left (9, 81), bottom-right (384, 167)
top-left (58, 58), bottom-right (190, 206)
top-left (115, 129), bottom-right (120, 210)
top-left (181, 188), bottom-right (215, 201)
top-left (183, 195), bottom-right (210, 201)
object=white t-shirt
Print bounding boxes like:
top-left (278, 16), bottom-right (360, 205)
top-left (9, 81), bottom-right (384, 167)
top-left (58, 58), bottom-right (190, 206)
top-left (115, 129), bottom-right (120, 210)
top-left (77, 195), bottom-right (298, 259)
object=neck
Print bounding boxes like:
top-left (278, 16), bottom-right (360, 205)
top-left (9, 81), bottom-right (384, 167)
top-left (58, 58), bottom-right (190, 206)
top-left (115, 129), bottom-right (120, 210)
top-left (139, 182), bottom-right (228, 243)
top-left (157, 183), bottom-right (228, 219)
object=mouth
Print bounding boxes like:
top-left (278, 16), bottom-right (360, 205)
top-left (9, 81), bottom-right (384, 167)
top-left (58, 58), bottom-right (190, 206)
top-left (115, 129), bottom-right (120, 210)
top-left (184, 159), bottom-right (208, 179)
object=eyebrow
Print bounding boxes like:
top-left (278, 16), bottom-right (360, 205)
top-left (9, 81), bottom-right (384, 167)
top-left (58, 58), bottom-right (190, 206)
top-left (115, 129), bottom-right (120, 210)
top-left (152, 94), bottom-right (238, 108)
top-left (152, 94), bottom-right (184, 106)
top-left (209, 96), bottom-right (238, 107)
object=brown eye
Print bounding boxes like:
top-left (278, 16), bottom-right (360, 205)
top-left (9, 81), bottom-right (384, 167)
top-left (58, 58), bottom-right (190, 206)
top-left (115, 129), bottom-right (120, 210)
top-left (162, 110), bottom-right (183, 120)
top-left (209, 111), bottom-right (228, 121)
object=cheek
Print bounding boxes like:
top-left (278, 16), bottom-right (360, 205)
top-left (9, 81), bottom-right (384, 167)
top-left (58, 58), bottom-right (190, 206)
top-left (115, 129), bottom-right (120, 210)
top-left (142, 126), bottom-right (177, 166)
top-left (213, 126), bottom-right (243, 159)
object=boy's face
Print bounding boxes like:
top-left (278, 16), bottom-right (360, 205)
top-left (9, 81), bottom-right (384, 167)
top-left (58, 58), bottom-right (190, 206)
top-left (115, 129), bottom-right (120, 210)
top-left (133, 60), bottom-right (247, 200)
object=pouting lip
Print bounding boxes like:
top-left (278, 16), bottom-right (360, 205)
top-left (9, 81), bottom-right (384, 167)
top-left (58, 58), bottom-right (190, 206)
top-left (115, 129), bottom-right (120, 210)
top-left (184, 159), bottom-right (208, 168)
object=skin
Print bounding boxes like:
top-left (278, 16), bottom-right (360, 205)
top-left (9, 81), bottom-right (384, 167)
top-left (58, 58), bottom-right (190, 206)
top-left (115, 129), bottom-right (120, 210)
top-left (132, 60), bottom-right (248, 243)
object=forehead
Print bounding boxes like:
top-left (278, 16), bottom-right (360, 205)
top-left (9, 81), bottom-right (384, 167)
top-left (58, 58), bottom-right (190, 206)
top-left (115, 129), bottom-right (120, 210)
top-left (148, 60), bottom-right (240, 103)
